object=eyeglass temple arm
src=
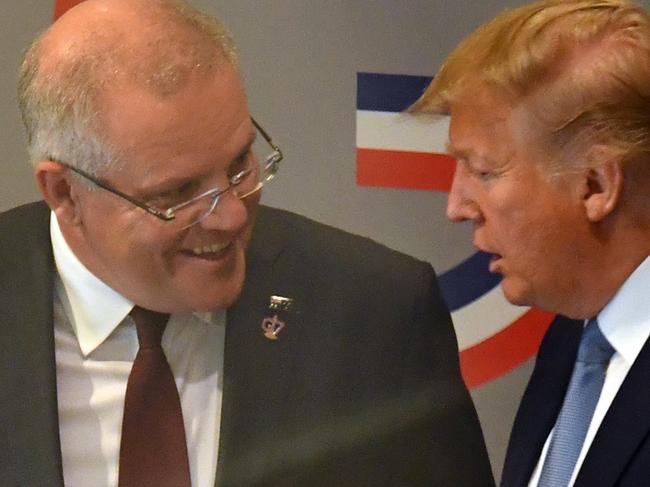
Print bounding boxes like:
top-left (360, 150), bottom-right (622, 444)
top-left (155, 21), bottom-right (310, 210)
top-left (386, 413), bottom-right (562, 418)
top-left (251, 117), bottom-right (281, 153)
top-left (57, 161), bottom-right (174, 221)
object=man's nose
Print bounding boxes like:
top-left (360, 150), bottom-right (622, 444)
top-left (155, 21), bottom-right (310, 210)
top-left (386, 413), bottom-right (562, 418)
top-left (446, 164), bottom-right (481, 222)
top-left (198, 190), bottom-right (251, 232)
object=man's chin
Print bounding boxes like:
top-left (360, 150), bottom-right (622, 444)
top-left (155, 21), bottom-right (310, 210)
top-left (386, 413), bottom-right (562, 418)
top-left (500, 280), bottom-right (534, 308)
top-left (193, 278), bottom-right (246, 312)
top-left (175, 252), bottom-right (247, 311)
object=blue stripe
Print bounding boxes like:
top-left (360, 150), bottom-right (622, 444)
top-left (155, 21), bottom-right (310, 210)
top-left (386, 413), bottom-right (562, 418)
top-left (438, 252), bottom-right (502, 311)
top-left (357, 72), bottom-right (432, 112)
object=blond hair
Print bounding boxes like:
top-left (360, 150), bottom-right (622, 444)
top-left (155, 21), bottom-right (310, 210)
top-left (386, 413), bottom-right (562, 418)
top-left (412, 0), bottom-right (650, 173)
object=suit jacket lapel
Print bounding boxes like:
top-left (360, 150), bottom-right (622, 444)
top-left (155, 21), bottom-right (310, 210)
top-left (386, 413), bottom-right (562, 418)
top-left (501, 316), bottom-right (583, 487)
top-left (0, 203), bottom-right (64, 485)
top-left (576, 335), bottom-right (650, 487)
top-left (216, 206), bottom-right (301, 486)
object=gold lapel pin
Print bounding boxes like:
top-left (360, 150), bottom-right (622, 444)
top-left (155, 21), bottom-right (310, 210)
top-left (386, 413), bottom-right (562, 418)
top-left (261, 295), bottom-right (293, 340)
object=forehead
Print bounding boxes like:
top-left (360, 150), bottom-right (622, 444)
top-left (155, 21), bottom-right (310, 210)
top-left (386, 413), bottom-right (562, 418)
top-left (448, 86), bottom-right (545, 163)
top-left (98, 66), bottom-right (251, 167)
top-left (448, 88), bottom-right (511, 157)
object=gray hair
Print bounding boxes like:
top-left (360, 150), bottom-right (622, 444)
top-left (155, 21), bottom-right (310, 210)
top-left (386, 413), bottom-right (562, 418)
top-left (18, 0), bottom-right (238, 176)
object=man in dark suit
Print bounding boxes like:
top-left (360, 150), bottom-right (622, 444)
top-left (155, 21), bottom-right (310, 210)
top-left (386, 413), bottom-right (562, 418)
top-left (0, 0), bottom-right (493, 485)
top-left (410, 1), bottom-right (650, 486)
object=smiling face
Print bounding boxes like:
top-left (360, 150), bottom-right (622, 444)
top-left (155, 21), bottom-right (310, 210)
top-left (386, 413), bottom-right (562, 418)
top-left (60, 65), bottom-right (259, 313)
top-left (446, 86), bottom-right (595, 314)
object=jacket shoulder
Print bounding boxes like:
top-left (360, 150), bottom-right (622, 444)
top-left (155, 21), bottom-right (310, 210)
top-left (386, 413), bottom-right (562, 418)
top-left (0, 201), bottom-right (51, 272)
top-left (0, 201), bottom-right (51, 241)
top-left (255, 205), bottom-right (433, 279)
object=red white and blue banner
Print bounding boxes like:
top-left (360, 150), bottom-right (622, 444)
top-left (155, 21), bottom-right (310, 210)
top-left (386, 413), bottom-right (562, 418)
top-left (356, 72), bottom-right (555, 388)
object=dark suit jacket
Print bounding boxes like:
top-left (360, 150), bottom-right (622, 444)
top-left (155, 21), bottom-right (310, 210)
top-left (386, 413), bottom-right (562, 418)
top-left (1, 201), bottom-right (494, 487)
top-left (501, 315), bottom-right (650, 487)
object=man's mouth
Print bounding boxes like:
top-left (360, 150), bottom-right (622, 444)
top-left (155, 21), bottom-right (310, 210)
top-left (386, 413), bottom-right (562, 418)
top-left (488, 253), bottom-right (503, 272)
top-left (190, 241), bottom-right (231, 257)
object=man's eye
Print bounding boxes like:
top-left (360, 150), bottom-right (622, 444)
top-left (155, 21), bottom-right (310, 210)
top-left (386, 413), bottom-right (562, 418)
top-left (227, 152), bottom-right (251, 179)
top-left (151, 181), bottom-right (198, 205)
top-left (469, 165), bottom-right (496, 181)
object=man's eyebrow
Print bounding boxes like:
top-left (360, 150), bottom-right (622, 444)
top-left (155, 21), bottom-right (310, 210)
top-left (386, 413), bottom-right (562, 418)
top-left (139, 130), bottom-right (259, 194)
top-left (445, 143), bottom-right (506, 168)
top-left (445, 141), bottom-right (469, 158)
top-left (136, 173), bottom-right (196, 199)
top-left (233, 131), bottom-right (256, 160)
top-left (248, 129), bottom-right (257, 148)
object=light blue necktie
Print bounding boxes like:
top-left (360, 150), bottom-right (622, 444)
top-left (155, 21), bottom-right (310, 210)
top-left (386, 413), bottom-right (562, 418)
top-left (537, 319), bottom-right (615, 487)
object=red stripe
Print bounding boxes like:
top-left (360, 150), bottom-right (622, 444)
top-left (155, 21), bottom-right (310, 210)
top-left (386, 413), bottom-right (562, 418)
top-left (459, 309), bottom-right (555, 389)
top-left (54, 0), bottom-right (85, 20)
top-left (356, 148), bottom-right (456, 192)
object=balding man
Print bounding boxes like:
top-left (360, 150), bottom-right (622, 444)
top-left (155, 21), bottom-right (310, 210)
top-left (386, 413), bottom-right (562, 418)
top-left (412, 1), bottom-right (650, 486)
top-left (0, 1), bottom-right (493, 486)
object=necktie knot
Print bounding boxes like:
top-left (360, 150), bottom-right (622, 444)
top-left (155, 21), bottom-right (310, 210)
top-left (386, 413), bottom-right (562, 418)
top-left (130, 306), bottom-right (169, 350)
top-left (577, 318), bottom-right (615, 364)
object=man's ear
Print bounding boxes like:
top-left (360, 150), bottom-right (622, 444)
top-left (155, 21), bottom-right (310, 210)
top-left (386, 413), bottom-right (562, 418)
top-left (582, 158), bottom-right (624, 222)
top-left (34, 160), bottom-right (82, 225)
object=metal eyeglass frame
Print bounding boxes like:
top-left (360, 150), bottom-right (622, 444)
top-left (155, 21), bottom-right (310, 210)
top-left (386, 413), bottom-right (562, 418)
top-left (55, 117), bottom-right (282, 225)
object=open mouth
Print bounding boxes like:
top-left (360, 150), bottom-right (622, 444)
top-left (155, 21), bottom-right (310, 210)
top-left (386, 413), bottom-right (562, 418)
top-left (188, 242), bottom-right (232, 259)
top-left (488, 253), bottom-right (503, 272)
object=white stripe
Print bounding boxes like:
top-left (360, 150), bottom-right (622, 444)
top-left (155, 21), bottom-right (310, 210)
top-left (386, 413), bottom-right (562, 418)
top-left (452, 285), bottom-right (530, 350)
top-left (356, 110), bottom-right (450, 153)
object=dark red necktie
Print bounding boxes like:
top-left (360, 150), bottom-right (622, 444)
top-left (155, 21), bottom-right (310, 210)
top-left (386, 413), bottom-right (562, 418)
top-left (118, 307), bottom-right (191, 487)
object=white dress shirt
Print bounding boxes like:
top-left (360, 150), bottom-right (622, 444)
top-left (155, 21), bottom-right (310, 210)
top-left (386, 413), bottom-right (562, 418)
top-left (529, 255), bottom-right (650, 487)
top-left (51, 213), bottom-right (226, 487)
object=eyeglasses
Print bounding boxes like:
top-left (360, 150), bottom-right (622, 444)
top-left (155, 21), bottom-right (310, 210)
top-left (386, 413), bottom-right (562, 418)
top-left (56, 117), bottom-right (282, 229)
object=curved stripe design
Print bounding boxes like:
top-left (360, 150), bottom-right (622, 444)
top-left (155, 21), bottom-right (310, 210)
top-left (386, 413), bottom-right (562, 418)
top-left (438, 251), bottom-right (501, 311)
top-left (459, 309), bottom-right (555, 388)
top-left (452, 284), bottom-right (529, 350)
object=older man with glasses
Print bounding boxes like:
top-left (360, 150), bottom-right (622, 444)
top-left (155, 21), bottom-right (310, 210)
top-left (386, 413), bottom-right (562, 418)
top-left (0, 0), bottom-right (493, 486)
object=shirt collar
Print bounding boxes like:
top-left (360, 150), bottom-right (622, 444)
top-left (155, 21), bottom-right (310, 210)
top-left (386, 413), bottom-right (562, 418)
top-left (597, 255), bottom-right (650, 366)
top-left (51, 213), bottom-right (218, 356)
top-left (51, 212), bottom-right (134, 356)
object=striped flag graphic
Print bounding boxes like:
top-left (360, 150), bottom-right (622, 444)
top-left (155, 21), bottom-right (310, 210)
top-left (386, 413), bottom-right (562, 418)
top-left (356, 72), bottom-right (456, 191)
top-left (356, 72), bottom-right (555, 388)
